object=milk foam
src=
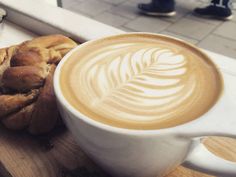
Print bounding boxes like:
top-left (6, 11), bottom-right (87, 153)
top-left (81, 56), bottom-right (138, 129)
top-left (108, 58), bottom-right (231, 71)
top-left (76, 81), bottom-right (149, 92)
top-left (60, 34), bottom-right (222, 130)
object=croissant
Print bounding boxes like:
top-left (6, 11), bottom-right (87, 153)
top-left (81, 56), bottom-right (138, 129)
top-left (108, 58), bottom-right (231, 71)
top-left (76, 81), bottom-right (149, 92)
top-left (0, 35), bottom-right (77, 135)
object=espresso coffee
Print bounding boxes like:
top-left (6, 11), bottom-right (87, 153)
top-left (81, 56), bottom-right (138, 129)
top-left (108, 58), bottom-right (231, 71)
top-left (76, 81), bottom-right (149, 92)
top-left (60, 33), bottom-right (223, 130)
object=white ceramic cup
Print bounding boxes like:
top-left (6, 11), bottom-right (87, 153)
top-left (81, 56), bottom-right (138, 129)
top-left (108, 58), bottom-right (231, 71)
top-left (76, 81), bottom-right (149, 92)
top-left (54, 33), bottom-right (236, 177)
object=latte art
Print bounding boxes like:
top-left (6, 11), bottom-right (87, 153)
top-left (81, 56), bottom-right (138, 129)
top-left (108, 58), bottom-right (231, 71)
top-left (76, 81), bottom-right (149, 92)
top-left (61, 34), bottom-right (222, 130)
top-left (79, 46), bottom-right (192, 121)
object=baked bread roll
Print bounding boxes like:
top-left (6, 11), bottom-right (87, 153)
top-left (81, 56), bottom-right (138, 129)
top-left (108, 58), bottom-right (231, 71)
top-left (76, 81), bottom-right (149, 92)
top-left (0, 34), bottom-right (77, 135)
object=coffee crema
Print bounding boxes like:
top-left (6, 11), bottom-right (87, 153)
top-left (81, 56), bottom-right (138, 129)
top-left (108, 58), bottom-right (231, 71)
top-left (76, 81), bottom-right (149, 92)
top-left (60, 34), bottom-right (223, 130)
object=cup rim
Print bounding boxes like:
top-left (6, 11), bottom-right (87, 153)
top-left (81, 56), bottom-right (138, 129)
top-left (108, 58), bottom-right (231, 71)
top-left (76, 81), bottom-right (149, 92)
top-left (53, 32), bottom-right (224, 136)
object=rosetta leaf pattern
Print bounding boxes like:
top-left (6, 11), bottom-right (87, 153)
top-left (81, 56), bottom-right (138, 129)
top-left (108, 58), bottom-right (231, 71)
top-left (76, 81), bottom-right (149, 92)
top-left (89, 47), bottom-right (188, 107)
top-left (68, 41), bottom-right (220, 126)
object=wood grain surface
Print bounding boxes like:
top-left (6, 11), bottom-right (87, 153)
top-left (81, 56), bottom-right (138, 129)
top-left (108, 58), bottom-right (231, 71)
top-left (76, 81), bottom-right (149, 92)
top-left (0, 124), bottom-right (236, 177)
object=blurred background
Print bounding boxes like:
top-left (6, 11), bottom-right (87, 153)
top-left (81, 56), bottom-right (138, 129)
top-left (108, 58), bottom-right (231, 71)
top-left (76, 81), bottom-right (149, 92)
top-left (61, 0), bottom-right (236, 58)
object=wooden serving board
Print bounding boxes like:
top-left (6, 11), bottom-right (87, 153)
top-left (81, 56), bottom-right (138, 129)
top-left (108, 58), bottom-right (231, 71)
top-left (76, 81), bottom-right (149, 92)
top-left (0, 125), bottom-right (236, 177)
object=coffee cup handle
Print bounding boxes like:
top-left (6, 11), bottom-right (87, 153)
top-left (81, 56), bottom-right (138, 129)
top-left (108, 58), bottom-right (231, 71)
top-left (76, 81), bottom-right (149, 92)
top-left (184, 141), bottom-right (236, 177)
top-left (182, 73), bottom-right (236, 177)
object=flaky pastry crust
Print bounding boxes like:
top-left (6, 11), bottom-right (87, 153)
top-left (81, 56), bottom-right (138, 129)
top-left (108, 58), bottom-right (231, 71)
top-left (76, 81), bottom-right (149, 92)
top-left (0, 35), bottom-right (77, 135)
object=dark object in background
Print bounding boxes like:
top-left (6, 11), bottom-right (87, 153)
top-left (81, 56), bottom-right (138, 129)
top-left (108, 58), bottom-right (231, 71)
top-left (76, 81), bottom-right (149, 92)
top-left (138, 0), bottom-right (233, 20)
top-left (57, 0), bottom-right (62, 7)
top-left (138, 0), bottom-right (176, 17)
top-left (0, 161), bottom-right (13, 177)
top-left (194, 0), bottom-right (233, 20)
